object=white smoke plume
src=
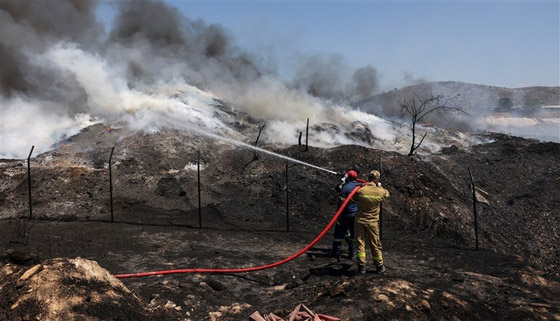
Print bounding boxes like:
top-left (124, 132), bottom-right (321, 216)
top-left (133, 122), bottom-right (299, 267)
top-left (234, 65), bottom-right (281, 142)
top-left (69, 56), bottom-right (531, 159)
top-left (0, 0), bottom-right (400, 159)
top-left (6, 0), bottom-right (526, 159)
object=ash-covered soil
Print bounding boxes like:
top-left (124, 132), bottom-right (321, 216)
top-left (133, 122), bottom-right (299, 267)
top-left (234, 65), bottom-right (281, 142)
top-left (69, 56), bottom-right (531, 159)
top-left (2, 222), bottom-right (559, 321)
top-left (1, 125), bottom-right (559, 320)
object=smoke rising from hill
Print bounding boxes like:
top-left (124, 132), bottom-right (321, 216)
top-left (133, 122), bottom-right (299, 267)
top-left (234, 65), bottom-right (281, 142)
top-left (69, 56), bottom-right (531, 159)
top-left (2, 0), bottom-right (549, 158)
top-left (290, 55), bottom-right (379, 102)
top-left (0, 0), bottom-right (396, 158)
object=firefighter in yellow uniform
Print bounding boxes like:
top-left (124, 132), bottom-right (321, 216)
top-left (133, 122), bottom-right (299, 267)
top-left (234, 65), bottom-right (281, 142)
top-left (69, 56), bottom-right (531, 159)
top-left (352, 170), bottom-right (389, 274)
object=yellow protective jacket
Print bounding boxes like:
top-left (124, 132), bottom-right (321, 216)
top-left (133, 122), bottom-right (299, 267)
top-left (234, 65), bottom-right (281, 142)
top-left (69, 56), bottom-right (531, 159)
top-left (352, 182), bottom-right (390, 224)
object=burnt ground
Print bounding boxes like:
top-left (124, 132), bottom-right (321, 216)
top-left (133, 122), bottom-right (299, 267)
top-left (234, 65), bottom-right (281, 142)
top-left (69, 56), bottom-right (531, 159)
top-left (1, 125), bottom-right (559, 320)
top-left (1, 220), bottom-right (559, 321)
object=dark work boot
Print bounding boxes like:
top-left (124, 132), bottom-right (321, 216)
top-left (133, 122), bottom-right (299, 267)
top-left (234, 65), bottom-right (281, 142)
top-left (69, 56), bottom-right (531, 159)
top-left (348, 248), bottom-right (357, 261)
top-left (331, 252), bottom-right (341, 262)
top-left (358, 264), bottom-right (366, 275)
top-left (375, 265), bottom-right (386, 274)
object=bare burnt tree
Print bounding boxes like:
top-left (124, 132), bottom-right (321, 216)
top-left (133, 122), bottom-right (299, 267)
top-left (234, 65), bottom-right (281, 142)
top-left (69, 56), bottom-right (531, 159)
top-left (242, 123), bottom-right (266, 173)
top-left (399, 93), bottom-right (467, 156)
top-left (253, 124), bottom-right (266, 160)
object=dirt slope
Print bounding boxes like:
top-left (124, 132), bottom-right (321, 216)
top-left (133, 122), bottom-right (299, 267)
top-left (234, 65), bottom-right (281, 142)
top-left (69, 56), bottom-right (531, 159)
top-left (427, 133), bottom-right (560, 277)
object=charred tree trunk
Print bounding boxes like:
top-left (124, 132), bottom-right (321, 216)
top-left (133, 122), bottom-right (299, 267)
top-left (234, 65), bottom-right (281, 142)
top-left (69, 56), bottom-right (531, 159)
top-left (468, 167), bottom-right (479, 251)
top-left (253, 124), bottom-right (266, 160)
top-left (408, 119), bottom-right (416, 156)
top-left (242, 124), bottom-right (266, 172)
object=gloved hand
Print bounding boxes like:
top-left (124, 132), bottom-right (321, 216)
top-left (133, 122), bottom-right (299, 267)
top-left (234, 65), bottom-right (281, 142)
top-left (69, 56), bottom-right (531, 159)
top-left (377, 182), bottom-right (382, 187)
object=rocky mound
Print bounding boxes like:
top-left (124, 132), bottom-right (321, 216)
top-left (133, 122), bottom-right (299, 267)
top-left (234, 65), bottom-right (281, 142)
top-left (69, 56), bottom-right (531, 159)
top-left (0, 255), bottom-right (175, 321)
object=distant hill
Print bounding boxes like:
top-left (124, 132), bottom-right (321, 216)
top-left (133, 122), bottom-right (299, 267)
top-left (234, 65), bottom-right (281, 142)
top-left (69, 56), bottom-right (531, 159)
top-left (355, 81), bottom-right (560, 117)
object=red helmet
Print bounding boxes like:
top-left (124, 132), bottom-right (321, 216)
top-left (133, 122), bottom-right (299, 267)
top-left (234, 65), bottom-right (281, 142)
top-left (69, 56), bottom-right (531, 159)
top-left (346, 170), bottom-right (358, 179)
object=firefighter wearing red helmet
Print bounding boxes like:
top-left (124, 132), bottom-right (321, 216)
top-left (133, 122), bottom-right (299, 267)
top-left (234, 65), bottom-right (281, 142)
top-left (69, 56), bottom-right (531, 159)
top-left (331, 170), bottom-right (360, 261)
top-left (351, 170), bottom-right (390, 274)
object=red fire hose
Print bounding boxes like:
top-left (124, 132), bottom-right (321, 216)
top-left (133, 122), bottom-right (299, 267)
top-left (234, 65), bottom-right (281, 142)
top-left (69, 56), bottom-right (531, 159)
top-left (114, 186), bottom-right (361, 279)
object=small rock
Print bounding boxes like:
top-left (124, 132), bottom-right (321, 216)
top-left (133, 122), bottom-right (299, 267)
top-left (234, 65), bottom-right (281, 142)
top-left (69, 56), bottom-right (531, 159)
top-left (206, 279), bottom-right (227, 291)
top-left (164, 300), bottom-right (176, 309)
top-left (417, 299), bottom-right (431, 311)
top-left (10, 301), bottom-right (20, 310)
top-left (19, 264), bottom-right (42, 281)
top-left (375, 294), bottom-right (390, 302)
top-left (329, 283), bottom-right (346, 297)
top-left (286, 279), bottom-right (304, 289)
top-left (272, 283), bottom-right (287, 291)
top-left (442, 145), bottom-right (459, 154)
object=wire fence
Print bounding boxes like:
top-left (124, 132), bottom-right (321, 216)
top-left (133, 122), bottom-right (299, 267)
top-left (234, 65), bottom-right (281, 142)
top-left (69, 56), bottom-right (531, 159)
top-left (15, 144), bottom-right (340, 234)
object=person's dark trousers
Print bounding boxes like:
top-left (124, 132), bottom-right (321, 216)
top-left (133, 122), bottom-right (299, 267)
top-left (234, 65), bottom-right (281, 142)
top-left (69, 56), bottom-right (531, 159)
top-left (332, 215), bottom-right (356, 259)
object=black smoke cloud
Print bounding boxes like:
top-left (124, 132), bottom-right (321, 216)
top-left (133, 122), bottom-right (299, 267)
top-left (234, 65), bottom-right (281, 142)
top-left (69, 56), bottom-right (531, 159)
top-left (110, 0), bottom-right (186, 46)
top-left (0, 0), bottom-right (383, 105)
top-left (106, 0), bottom-right (264, 93)
top-left (0, 0), bottom-right (100, 43)
top-left (0, 0), bottom-right (262, 100)
top-left (290, 54), bottom-right (380, 102)
top-left (349, 65), bottom-right (379, 101)
top-left (108, 0), bottom-right (381, 101)
top-left (291, 54), bottom-right (348, 100)
top-left (0, 44), bottom-right (27, 94)
top-left (0, 0), bottom-right (101, 104)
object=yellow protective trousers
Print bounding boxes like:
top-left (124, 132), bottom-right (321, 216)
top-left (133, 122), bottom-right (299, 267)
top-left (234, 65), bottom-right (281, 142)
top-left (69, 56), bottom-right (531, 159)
top-left (354, 220), bottom-right (383, 267)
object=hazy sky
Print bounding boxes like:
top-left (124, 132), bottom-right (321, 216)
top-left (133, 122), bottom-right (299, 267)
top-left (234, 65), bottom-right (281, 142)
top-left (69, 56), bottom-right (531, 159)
top-left (96, 0), bottom-right (560, 89)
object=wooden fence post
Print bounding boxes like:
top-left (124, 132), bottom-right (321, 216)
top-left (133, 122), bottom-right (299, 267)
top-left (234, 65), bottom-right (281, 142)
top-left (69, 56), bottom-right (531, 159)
top-left (286, 161), bottom-right (290, 232)
top-left (305, 118), bottom-right (309, 151)
top-left (198, 150), bottom-right (202, 229)
top-left (109, 147), bottom-right (114, 223)
top-left (27, 146), bottom-right (34, 219)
